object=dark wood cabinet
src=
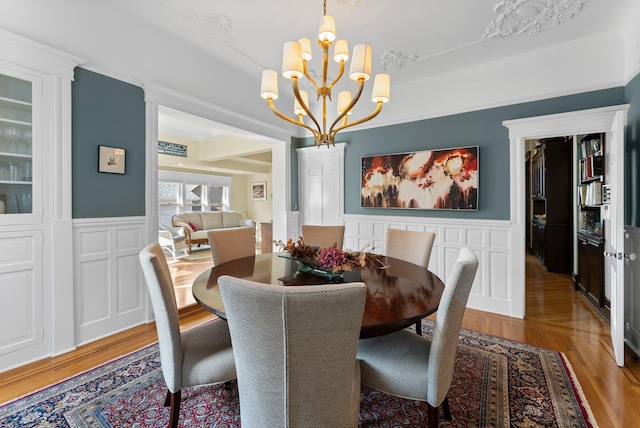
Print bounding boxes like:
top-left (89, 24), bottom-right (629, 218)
top-left (574, 133), bottom-right (609, 320)
top-left (576, 233), bottom-right (608, 320)
top-left (529, 138), bottom-right (572, 273)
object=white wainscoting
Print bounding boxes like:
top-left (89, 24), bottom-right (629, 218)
top-left (73, 217), bottom-right (148, 345)
top-left (343, 214), bottom-right (513, 316)
top-left (0, 230), bottom-right (44, 367)
top-left (624, 226), bottom-right (640, 356)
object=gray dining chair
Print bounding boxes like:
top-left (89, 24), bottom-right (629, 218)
top-left (207, 227), bottom-right (255, 265)
top-left (217, 275), bottom-right (366, 428)
top-left (385, 228), bottom-right (436, 334)
top-left (357, 247), bottom-right (479, 428)
top-left (301, 224), bottom-right (345, 249)
top-left (139, 243), bottom-right (236, 428)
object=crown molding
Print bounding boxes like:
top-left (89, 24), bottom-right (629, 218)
top-left (0, 28), bottom-right (84, 79)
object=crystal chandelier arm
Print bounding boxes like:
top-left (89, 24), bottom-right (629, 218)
top-left (266, 98), bottom-right (320, 139)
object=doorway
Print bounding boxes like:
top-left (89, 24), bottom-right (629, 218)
top-left (504, 104), bottom-right (629, 366)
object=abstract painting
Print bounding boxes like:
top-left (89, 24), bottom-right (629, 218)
top-left (361, 146), bottom-right (478, 210)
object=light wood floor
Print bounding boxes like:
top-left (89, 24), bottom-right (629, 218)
top-left (1, 252), bottom-right (639, 427)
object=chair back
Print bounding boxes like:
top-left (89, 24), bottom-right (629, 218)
top-left (301, 224), bottom-right (345, 249)
top-left (385, 228), bottom-right (436, 269)
top-left (218, 276), bottom-right (366, 428)
top-left (208, 228), bottom-right (255, 265)
top-left (427, 247), bottom-right (478, 406)
top-left (139, 243), bottom-right (183, 392)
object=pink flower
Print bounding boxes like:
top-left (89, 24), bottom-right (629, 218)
top-left (317, 247), bottom-right (347, 269)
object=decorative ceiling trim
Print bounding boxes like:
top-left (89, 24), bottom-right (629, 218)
top-left (336, 0), bottom-right (361, 6)
top-left (157, 0), bottom-right (233, 43)
top-left (377, 51), bottom-right (418, 71)
top-left (483, 0), bottom-right (588, 40)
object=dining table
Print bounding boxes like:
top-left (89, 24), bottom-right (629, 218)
top-left (192, 252), bottom-right (446, 338)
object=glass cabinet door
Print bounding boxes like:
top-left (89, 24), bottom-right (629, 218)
top-left (0, 73), bottom-right (32, 215)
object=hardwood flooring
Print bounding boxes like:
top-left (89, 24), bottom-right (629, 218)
top-left (1, 252), bottom-right (639, 427)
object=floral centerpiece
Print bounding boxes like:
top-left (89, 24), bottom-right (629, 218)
top-left (274, 237), bottom-right (387, 279)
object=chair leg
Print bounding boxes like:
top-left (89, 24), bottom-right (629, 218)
top-left (164, 389), bottom-right (181, 428)
top-left (442, 396), bottom-right (452, 420)
top-left (415, 320), bottom-right (422, 335)
top-left (427, 402), bottom-right (439, 428)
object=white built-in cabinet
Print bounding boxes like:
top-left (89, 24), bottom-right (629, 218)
top-left (0, 30), bottom-right (81, 372)
top-left (0, 69), bottom-right (43, 360)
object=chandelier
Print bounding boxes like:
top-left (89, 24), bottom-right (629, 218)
top-left (260, 0), bottom-right (390, 147)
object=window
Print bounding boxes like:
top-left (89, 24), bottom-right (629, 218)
top-left (158, 181), bottom-right (180, 227)
top-left (186, 183), bottom-right (203, 212)
top-left (209, 185), bottom-right (228, 211)
top-left (158, 170), bottom-right (232, 226)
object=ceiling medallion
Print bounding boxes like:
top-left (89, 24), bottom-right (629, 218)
top-left (483, 0), bottom-right (587, 39)
top-left (378, 51), bottom-right (418, 71)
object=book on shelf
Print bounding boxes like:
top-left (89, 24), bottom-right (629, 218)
top-left (589, 155), bottom-right (603, 177)
top-left (581, 155), bottom-right (603, 180)
top-left (582, 181), bottom-right (602, 206)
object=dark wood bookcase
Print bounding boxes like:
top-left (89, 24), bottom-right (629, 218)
top-left (574, 133), bottom-right (609, 320)
top-left (529, 137), bottom-right (572, 273)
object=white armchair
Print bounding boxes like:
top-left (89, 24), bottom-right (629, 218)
top-left (159, 224), bottom-right (186, 259)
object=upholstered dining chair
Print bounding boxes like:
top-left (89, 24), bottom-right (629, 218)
top-left (138, 243), bottom-right (236, 428)
top-left (301, 224), bottom-right (345, 249)
top-left (207, 227), bottom-right (255, 265)
top-left (357, 247), bottom-right (479, 428)
top-left (385, 228), bottom-right (437, 335)
top-left (217, 275), bottom-right (366, 428)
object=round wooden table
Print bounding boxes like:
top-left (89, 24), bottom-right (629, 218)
top-left (192, 253), bottom-right (445, 338)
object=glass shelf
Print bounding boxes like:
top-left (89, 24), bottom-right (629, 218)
top-left (0, 73), bottom-right (33, 215)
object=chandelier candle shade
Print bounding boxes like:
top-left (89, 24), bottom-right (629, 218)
top-left (260, 0), bottom-right (390, 147)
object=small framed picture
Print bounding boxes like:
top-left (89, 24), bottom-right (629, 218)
top-left (251, 181), bottom-right (267, 201)
top-left (98, 145), bottom-right (126, 174)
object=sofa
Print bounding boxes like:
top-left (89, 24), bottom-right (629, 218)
top-left (171, 211), bottom-right (256, 254)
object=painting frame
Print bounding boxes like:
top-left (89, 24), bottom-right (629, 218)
top-left (361, 146), bottom-right (478, 210)
top-left (251, 181), bottom-right (267, 201)
top-left (98, 145), bottom-right (126, 174)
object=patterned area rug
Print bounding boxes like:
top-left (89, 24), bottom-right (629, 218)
top-left (0, 322), bottom-right (598, 427)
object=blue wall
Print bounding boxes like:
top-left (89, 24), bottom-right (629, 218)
top-left (625, 73), bottom-right (640, 226)
top-left (68, 66), bottom-right (636, 224)
top-left (294, 88), bottom-right (626, 220)
top-left (71, 68), bottom-right (146, 218)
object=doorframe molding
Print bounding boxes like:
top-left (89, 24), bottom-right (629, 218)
top-left (503, 104), bottom-right (630, 318)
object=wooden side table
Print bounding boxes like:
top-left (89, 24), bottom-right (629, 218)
top-left (260, 222), bottom-right (273, 253)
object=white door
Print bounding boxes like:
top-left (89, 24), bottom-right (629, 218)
top-left (603, 109), bottom-right (627, 366)
top-left (297, 143), bottom-right (345, 227)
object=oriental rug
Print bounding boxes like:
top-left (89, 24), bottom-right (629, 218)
top-left (0, 322), bottom-right (598, 427)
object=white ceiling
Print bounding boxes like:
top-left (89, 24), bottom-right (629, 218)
top-left (0, 0), bottom-right (637, 174)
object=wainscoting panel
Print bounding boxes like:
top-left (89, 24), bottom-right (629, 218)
top-left (624, 226), bottom-right (640, 356)
top-left (73, 217), bottom-right (147, 346)
top-left (78, 259), bottom-right (110, 324)
top-left (117, 254), bottom-right (142, 314)
top-left (343, 214), bottom-right (513, 315)
top-left (0, 230), bottom-right (43, 358)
